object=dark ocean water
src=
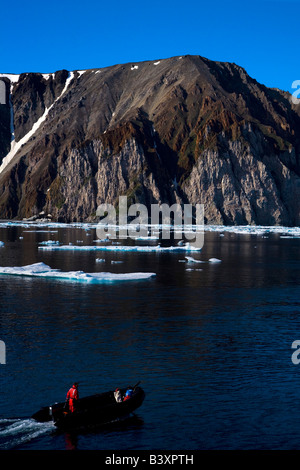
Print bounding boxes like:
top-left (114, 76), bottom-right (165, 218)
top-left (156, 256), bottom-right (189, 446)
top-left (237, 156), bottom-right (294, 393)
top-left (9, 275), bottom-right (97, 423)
top-left (0, 222), bottom-right (299, 450)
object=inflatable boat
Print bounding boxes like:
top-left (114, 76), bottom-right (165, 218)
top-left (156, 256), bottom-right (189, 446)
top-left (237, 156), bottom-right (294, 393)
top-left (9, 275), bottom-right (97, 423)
top-left (32, 383), bottom-right (145, 430)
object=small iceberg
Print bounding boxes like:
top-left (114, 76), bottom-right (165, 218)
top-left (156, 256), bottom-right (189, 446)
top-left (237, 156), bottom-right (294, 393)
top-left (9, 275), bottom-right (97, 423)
top-left (0, 262), bottom-right (156, 283)
top-left (209, 258), bottom-right (222, 263)
top-left (185, 256), bottom-right (205, 264)
top-left (0, 241), bottom-right (4, 247)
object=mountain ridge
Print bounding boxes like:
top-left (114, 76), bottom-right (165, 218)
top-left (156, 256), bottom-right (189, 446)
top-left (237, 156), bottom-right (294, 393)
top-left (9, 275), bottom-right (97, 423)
top-left (0, 54), bottom-right (299, 225)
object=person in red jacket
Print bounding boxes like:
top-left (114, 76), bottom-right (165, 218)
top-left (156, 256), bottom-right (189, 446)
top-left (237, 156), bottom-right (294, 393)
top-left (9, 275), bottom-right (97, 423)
top-left (66, 383), bottom-right (79, 413)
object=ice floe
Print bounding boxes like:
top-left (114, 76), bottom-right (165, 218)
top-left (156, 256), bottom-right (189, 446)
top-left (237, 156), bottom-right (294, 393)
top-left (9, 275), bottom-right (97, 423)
top-left (179, 256), bottom-right (221, 264)
top-left (280, 235), bottom-right (300, 239)
top-left (1, 221), bottom-right (300, 237)
top-left (186, 268), bottom-right (203, 272)
top-left (204, 225), bottom-right (300, 236)
top-left (38, 242), bottom-right (201, 252)
top-left (23, 229), bottom-right (58, 232)
top-left (0, 262), bottom-right (156, 283)
top-left (135, 236), bottom-right (159, 241)
top-left (185, 256), bottom-right (205, 263)
top-left (38, 240), bottom-right (60, 245)
top-left (0, 241), bottom-right (4, 247)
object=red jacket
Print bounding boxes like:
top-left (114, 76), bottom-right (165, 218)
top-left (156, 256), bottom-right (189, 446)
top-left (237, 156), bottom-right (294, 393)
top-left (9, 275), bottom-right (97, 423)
top-left (67, 386), bottom-right (78, 401)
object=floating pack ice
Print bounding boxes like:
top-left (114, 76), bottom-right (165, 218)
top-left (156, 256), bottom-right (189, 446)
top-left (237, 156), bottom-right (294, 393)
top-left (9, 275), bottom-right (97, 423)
top-left (0, 262), bottom-right (156, 283)
top-left (38, 242), bottom-right (201, 252)
top-left (1, 221), bottom-right (300, 236)
top-left (204, 225), bottom-right (300, 236)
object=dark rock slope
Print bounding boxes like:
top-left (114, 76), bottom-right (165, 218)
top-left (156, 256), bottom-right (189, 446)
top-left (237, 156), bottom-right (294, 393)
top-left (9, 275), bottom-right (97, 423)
top-left (0, 55), bottom-right (299, 225)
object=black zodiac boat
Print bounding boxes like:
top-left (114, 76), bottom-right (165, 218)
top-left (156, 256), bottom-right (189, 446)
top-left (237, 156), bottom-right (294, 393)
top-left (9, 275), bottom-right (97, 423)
top-left (32, 383), bottom-right (145, 430)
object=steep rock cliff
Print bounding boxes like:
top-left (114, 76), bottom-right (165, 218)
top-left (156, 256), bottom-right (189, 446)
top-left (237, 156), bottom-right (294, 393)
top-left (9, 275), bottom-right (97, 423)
top-left (0, 55), bottom-right (299, 225)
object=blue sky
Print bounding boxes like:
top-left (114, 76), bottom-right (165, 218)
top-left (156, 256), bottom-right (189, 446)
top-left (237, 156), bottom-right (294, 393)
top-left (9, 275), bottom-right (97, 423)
top-left (0, 0), bottom-right (299, 92)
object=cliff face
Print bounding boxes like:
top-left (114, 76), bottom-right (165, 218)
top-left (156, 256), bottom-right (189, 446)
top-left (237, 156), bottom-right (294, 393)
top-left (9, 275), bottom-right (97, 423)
top-left (0, 55), bottom-right (299, 225)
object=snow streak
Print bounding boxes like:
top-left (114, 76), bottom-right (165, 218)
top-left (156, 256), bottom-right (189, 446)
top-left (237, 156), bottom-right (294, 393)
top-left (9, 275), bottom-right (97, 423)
top-left (0, 72), bottom-right (74, 174)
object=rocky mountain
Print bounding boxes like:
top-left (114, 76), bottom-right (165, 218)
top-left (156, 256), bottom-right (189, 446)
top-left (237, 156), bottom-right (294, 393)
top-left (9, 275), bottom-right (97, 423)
top-left (0, 55), bottom-right (299, 225)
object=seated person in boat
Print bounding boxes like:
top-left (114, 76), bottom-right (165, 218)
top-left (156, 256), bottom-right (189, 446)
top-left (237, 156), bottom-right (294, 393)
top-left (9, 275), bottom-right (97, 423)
top-left (114, 388), bottom-right (122, 402)
top-left (123, 387), bottom-right (133, 401)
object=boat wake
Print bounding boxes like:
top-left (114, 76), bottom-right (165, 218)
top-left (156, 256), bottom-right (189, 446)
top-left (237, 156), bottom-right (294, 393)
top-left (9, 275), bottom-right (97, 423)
top-left (0, 418), bottom-right (54, 449)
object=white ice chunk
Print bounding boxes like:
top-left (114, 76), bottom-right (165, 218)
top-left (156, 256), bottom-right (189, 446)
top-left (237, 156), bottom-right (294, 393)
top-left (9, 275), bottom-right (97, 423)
top-left (203, 225), bottom-right (300, 236)
top-left (0, 241), bottom-right (4, 247)
top-left (1, 221), bottom-right (300, 237)
top-left (38, 242), bottom-right (201, 252)
top-left (0, 262), bottom-right (156, 283)
top-left (209, 258), bottom-right (222, 263)
top-left (185, 256), bottom-right (205, 263)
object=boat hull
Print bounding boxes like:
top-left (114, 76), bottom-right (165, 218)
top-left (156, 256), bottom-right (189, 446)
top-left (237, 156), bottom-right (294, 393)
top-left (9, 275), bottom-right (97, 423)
top-left (32, 386), bottom-right (145, 430)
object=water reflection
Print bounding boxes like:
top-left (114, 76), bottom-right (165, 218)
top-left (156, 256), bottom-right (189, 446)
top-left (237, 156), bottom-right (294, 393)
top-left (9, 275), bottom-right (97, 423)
top-left (0, 224), bottom-right (299, 449)
top-left (61, 415), bottom-right (144, 450)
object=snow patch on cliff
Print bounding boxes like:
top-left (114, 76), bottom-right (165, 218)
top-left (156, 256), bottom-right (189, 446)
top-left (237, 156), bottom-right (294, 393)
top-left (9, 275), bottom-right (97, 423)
top-left (0, 74), bottom-right (20, 83)
top-left (0, 72), bottom-right (74, 175)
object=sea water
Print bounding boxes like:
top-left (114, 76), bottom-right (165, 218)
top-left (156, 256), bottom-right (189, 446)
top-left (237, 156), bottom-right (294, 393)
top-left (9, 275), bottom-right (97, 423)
top-left (0, 222), bottom-right (299, 450)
